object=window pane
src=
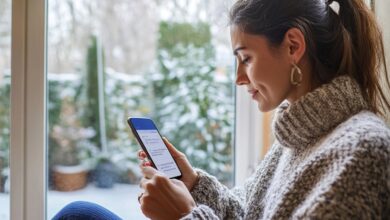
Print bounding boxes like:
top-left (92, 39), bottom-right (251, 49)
top-left (0, 0), bottom-right (11, 218)
top-left (47, 0), bottom-right (234, 219)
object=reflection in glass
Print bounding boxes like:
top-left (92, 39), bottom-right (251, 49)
top-left (47, 1), bottom-right (234, 219)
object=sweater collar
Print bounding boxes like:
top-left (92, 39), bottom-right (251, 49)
top-left (272, 75), bottom-right (369, 150)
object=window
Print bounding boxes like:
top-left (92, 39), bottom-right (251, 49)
top-left (7, 0), bottom-right (387, 219)
top-left (46, 1), bottom-right (235, 219)
top-left (0, 0), bottom-right (11, 218)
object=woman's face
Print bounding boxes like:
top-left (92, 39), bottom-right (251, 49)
top-left (230, 26), bottom-right (294, 112)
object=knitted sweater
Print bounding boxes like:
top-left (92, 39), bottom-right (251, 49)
top-left (181, 75), bottom-right (390, 220)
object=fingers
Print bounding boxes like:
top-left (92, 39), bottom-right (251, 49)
top-left (141, 166), bottom-right (159, 179)
top-left (137, 150), bottom-right (146, 160)
top-left (139, 192), bottom-right (158, 219)
top-left (139, 177), bottom-right (148, 189)
top-left (138, 191), bottom-right (149, 206)
top-left (171, 178), bottom-right (186, 187)
top-left (139, 161), bottom-right (152, 171)
top-left (137, 192), bottom-right (144, 204)
top-left (139, 172), bottom-right (170, 192)
top-left (139, 175), bottom-right (195, 219)
top-left (138, 150), bottom-right (154, 169)
top-left (162, 137), bottom-right (185, 158)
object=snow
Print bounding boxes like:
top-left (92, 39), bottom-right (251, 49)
top-left (47, 73), bottom-right (81, 81)
top-left (0, 183), bottom-right (147, 220)
top-left (52, 164), bottom-right (89, 174)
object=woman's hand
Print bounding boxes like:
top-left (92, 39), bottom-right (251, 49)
top-left (138, 137), bottom-right (199, 191)
top-left (139, 167), bottom-right (196, 219)
top-left (137, 137), bottom-right (199, 219)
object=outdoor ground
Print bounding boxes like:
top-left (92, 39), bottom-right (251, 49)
top-left (0, 183), bottom-right (147, 220)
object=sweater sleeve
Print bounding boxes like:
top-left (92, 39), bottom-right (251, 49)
top-left (293, 139), bottom-right (390, 219)
top-left (181, 144), bottom-right (283, 220)
top-left (180, 169), bottom-right (246, 220)
top-left (180, 204), bottom-right (221, 220)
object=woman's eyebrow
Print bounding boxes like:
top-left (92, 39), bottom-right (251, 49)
top-left (233, 46), bottom-right (246, 56)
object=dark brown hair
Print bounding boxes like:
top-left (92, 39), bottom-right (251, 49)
top-left (230, 0), bottom-right (390, 116)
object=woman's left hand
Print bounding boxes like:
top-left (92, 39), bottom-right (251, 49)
top-left (139, 166), bottom-right (196, 220)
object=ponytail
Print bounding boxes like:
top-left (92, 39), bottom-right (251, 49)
top-left (335, 0), bottom-right (390, 115)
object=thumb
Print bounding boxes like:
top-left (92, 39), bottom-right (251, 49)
top-left (162, 137), bottom-right (184, 158)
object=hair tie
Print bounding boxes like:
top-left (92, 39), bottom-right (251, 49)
top-left (327, 0), bottom-right (340, 15)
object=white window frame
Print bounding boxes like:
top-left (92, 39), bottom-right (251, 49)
top-left (7, 0), bottom-right (260, 219)
top-left (234, 86), bottom-right (263, 186)
top-left (10, 0), bottom-right (47, 219)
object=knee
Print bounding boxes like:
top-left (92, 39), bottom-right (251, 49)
top-left (52, 201), bottom-right (112, 220)
top-left (61, 201), bottom-right (98, 210)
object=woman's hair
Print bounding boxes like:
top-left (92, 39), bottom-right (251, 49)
top-left (230, 0), bottom-right (390, 116)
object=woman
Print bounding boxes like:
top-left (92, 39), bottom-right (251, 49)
top-left (53, 0), bottom-right (390, 219)
top-left (137, 0), bottom-right (390, 219)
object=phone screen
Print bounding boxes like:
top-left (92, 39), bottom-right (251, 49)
top-left (128, 117), bottom-right (182, 179)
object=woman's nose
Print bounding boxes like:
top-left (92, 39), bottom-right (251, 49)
top-left (235, 70), bottom-right (250, 86)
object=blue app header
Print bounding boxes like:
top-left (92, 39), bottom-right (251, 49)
top-left (129, 117), bottom-right (157, 130)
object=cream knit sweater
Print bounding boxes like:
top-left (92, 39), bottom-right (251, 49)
top-left (181, 75), bottom-right (390, 219)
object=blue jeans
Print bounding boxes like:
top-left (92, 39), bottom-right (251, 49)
top-left (52, 201), bottom-right (122, 220)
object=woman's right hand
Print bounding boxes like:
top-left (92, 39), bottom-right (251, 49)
top-left (138, 137), bottom-right (199, 191)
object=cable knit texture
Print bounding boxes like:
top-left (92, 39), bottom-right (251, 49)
top-left (181, 75), bottom-right (390, 220)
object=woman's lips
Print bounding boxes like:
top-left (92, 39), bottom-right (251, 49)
top-left (252, 91), bottom-right (258, 100)
top-left (248, 90), bottom-right (259, 100)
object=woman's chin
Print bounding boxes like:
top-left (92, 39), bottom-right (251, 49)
top-left (256, 100), bottom-right (276, 113)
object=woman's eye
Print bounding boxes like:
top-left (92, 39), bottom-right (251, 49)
top-left (242, 57), bottom-right (250, 65)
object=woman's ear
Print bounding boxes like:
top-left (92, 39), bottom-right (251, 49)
top-left (283, 28), bottom-right (306, 63)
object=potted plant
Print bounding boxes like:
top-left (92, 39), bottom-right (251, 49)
top-left (92, 141), bottom-right (141, 187)
top-left (1, 166), bottom-right (9, 193)
top-left (93, 152), bottom-right (119, 188)
top-left (0, 156), bottom-right (3, 192)
top-left (114, 147), bottom-right (141, 184)
top-left (0, 147), bottom-right (9, 193)
top-left (50, 100), bottom-right (98, 191)
top-left (126, 160), bottom-right (142, 184)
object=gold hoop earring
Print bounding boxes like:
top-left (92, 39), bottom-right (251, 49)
top-left (290, 63), bottom-right (302, 86)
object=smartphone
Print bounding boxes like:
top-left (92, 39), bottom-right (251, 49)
top-left (127, 117), bottom-right (182, 179)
